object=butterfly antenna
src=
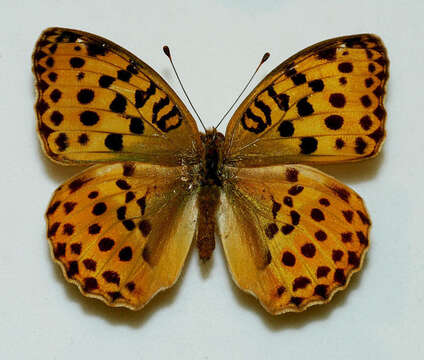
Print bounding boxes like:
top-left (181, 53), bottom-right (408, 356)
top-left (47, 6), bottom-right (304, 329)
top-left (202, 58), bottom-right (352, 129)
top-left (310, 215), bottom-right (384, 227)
top-left (163, 46), bottom-right (207, 132)
top-left (215, 52), bottom-right (270, 130)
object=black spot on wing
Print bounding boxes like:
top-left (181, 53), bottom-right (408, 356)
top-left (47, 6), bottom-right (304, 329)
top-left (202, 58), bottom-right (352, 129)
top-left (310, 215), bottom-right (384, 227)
top-left (152, 97), bottom-right (170, 123)
top-left (317, 47), bottom-right (336, 60)
top-left (129, 117), bottom-right (144, 134)
top-left (126, 63), bottom-right (138, 74)
top-left (50, 89), bottom-right (62, 103)
top-left (99, 75), bottom-right (115, 88)
top-left (291, 73), bottom-right (306, 85)
top-left (39, 122), bottom-right (54, 138)
top-left (56, 31), bottom-right (79, 43)
top-left (105, 133), bottom-right (123, 151)
top-left (117, 70), bottom-right (132, 82)
top-left (123, 163), bottom-right (135, 177)
top-left (35, 64), bottom-right (46, 75)
top-left (329, 93), bottom-right (346, 108)
top-left (109, 93), bottom-right (127, 113)
top-left (155, 106), bottom-right (182, 132)
top-left (308, 79), bottom-right (324, 92)
top-left (80, 111), bottom-right (99, 126)
top-left (325, 115), bottom-right (343, 130)
top-left (86, 42), bottom-right (107, 56)
top-left (135, 82), bottom-right (156, 108)
top-left (78, 134), bottom-right (89, 145)
top-left (355, 137), bottom-right (367, 154)
top-left (300, 137), bottom-right (318, 154)
top-left (50, 111), bottom-right (63, 126)
top-left (338, 62), bottom-right (353, 73)
top-left (70, 57), bottom-right (85, 68)
top-left (36, 99), bottom-right (49, 115)
top-left (241, 109), bottom-right (267, 134)
top-left (55, 133), bottom-right (68, 151)
top-left (254, 99), bottom-right (272, 125)
top-left (278, 121), bottom-right (294, 137)
top-left (297, 97), bottom-right (314, 117)
top-left (49, 43), bottom-right (57, 54)
top-left (48, 72), bottom-right (57, 82)
top-left (77, 89), bottom-right (94, 104)
top-left (267, 86), bottom-right (289, 111)
top-left (38, 80), bottom-right (49, 92)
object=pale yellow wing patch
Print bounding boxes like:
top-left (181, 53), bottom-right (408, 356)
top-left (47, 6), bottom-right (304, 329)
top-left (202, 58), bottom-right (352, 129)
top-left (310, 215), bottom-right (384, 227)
top-left (224, 34), bottom-right (388, 166)
top-left (33, 28), bottom-right (201, 165)
top-left (219, 165), bottom-right (370, 314)
top-left (46, 162), bottom-right (197, 310)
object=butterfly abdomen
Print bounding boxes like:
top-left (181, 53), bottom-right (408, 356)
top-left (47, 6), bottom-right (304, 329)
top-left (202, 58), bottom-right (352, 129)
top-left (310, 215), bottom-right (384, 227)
top-left (196, 186), bottom-right (219, 261)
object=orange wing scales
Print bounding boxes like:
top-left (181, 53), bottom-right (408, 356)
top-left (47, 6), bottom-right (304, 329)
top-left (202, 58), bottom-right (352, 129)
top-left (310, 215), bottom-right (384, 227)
top-left (33, 28), bottom-right (201, 165)
top-left (220, 165), bottom-right (370, 314)
top-left (225, 34), bottom-right (388, 166)
top-left (46, 162), bottom-right (197, 310)
top-left (34, 29), bottom-right (388, 315)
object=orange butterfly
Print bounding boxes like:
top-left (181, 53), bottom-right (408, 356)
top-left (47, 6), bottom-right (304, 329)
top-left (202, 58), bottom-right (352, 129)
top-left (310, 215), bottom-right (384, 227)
top-left (33, 28), bottom-right (388, 314)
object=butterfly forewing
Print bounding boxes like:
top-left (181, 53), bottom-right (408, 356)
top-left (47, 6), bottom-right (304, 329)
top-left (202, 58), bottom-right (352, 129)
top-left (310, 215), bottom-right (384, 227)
top-left (224, 34), bottom-right (388, 166)
top-left (34, 28), bottom-right (201, 165)
top-left (220, 165), bottom-right (370, 314)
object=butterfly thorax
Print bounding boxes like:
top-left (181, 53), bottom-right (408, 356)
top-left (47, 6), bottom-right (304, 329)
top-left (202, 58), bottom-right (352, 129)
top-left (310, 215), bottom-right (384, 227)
top-left (199, 128), bottom-right (225, 186)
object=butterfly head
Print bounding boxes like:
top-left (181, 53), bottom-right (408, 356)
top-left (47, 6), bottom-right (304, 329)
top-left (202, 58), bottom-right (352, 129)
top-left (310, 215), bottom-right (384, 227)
top-left (200, 127), bottom-right (225, 143)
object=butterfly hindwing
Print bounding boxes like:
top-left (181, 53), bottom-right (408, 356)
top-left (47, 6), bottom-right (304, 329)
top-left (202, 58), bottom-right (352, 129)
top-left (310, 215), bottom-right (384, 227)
top-left (219, 165), bottom-right (370, 314)
top-left (34, 28), bottom-right (201, 165)
top-left (224, 34), bottom-right (388, 166)
top-left (46, 162), bottom-right (197, 309)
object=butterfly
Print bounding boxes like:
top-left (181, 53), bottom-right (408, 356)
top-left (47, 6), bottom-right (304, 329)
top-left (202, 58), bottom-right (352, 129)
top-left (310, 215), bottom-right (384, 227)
top-left (33, 28), bottom-right (388, 314)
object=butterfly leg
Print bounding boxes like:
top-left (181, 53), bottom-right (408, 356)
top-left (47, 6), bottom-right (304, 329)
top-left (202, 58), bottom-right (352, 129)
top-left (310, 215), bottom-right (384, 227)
top-left (196, 185), bottom-right (220, 261)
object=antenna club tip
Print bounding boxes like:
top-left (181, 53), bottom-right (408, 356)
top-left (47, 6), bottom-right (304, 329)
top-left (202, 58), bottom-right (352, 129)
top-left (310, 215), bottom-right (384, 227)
top-left (163, 45), bottom-right (171, 58)
top-left (261, 52), bottom-right (270, 63)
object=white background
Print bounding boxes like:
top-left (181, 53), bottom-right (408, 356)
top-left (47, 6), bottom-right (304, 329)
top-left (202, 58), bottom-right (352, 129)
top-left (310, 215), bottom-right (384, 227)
top-left (0, 0), bottom-right (422, 359)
